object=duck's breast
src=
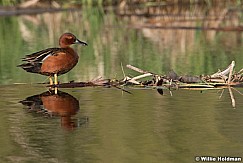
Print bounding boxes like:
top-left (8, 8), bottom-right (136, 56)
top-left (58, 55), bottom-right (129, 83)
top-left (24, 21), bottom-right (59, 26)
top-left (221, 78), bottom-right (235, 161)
top-left (40, 48), bottom-right (79, 75)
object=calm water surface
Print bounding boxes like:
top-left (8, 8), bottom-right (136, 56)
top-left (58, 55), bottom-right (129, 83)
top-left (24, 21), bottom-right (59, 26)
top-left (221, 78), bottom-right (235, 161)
top-left (0, 4), bottom-right (243, 163)
top-left (0, 85), bottom-right (243, 163)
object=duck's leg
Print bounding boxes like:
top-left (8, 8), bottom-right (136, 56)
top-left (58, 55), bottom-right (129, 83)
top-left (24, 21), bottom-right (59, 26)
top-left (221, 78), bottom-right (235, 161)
top-left (49, 76), bottom-right (54, 85)
top-left (54, 74), bottom-right (58, 85)
top-left (54, 74), bottom-right (58, 94)
top-left (54, 87), bottom-right (58, 94)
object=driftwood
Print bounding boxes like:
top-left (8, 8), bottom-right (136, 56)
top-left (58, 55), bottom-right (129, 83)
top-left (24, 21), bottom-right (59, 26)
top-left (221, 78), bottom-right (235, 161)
top-left (48, 61), bottom-right (242, 108)
top-left (123, 61), bottom-right (242, 108)
top-left (124, 61), bottom-right (242, 88)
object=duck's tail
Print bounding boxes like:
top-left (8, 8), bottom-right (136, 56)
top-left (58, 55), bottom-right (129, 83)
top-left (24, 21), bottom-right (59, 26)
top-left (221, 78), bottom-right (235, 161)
top-left (17, 62), bottom-right (42, 74)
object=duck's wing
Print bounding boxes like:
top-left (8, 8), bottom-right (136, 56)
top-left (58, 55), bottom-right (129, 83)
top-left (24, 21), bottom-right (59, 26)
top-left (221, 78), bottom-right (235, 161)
top-left (18, 48), bottom-right (67, 74)
top-left (21, 48), bottom-right (63, 63)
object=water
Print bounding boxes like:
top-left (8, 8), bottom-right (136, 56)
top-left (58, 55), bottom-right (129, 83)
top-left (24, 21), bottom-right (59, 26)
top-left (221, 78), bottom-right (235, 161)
top-left (0, 84), bottom-right (242, 162)
top-left (0, 3), bottom-right (243, 163)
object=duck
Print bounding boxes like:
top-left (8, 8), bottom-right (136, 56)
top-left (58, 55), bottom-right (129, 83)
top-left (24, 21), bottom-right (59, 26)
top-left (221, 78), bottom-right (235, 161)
top-left (18, 33), bottom-right (87, 85)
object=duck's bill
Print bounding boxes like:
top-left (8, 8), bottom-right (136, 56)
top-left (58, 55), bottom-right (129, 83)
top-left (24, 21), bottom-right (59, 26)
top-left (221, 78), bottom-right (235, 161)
top-left (75, 39), bottom-right (88, 46)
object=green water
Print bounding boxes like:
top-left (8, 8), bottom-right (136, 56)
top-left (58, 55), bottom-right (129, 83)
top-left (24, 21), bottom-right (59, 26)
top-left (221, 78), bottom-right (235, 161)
top-left (0, 4), bottom-right (243, 163)
top-left (0, 85), bottom-right (243, 163)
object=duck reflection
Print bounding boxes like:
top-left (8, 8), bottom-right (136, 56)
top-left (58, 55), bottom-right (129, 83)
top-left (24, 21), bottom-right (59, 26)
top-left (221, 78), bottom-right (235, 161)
top-left (20, 90), bottom-right (88, 130)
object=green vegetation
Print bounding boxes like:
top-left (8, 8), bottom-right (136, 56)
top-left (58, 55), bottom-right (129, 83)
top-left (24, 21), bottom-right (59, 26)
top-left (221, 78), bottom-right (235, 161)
top-left (0, 0), bottom-right (18, 6)
top-left (0, 2), bottom-right (242, 84)
top-left (0, 0), bottom-right (242, 7)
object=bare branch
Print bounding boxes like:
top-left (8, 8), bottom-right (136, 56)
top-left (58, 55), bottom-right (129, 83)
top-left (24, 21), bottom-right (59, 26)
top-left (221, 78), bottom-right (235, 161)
top-left (228, 87), bottom-right (236, 108)
top-left (126, 64), bottom-right (152, 74)
top-left (211, 61), bottom-right (235, 78)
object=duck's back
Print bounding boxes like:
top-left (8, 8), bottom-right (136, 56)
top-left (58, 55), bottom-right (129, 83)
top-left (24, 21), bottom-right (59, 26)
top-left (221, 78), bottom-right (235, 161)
top-left (18, 47), bottom-right (79, 76)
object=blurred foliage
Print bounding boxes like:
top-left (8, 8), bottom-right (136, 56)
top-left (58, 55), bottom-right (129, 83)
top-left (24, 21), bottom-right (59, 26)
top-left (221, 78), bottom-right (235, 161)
top-left (0, 0), bottom-right (18, 6)
top-left (0, 0), bottom-right (242, 7)
top-left (0, 1), bottom-right (242, 84)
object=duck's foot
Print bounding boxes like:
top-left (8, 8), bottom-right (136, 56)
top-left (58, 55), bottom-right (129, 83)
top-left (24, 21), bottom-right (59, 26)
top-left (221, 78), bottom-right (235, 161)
top-left (48, 86), bottom-right (58, 94)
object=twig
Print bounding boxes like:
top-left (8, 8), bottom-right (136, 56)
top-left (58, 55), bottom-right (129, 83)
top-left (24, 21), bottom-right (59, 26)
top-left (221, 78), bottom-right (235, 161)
top-left (211, 61), bottom-right (235, 78)
top-left (132, 73), bottom-right (153, 81)
top-left (113, 85), bottom-right (132, 94)
top-left (125, 64), bottom-right (154, 84)
top-left (228, 61), bottom-right (235, 84)
top-left (219, 89), bottom-right (224, 99)
top-left (238, 68), bottom-right (243, 74)
top-left (19, 0), bottom-right (39, 8)
top-left (126, 64), bottom-right (152, 74)
top-left (228, 87), bottom-right (236, 108)
top-left (127, 73), bottom-right (153, 85)
top-left (169, 90), bottom-right (173, 96)
top-left (121, 62), bottom-right (126, 78)
top-left (231, 87), bottom-right (243, 95)
top-left (90, 76), bottom-right (103, 82)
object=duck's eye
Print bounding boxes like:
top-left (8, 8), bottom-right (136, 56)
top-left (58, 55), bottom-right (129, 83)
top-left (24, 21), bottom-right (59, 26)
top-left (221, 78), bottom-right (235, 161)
top-left (67, 36), bottom-right (73, 40)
